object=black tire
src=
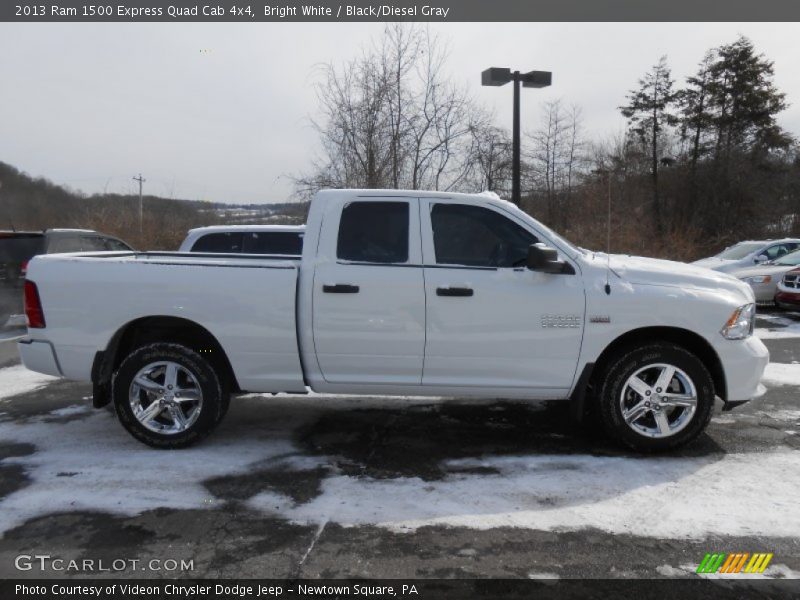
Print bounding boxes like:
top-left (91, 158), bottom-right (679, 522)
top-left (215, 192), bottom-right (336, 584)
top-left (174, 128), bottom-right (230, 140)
top-left (112, 343), bottom-right (227, 448)
top-left (597, 342), bottom-right (715, 452)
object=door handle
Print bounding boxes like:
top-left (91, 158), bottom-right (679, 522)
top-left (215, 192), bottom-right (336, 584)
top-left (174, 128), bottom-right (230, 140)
top-left (323, 284), bottom-right (360, 294)
top-left (436, 287), bottom-right (473, 297)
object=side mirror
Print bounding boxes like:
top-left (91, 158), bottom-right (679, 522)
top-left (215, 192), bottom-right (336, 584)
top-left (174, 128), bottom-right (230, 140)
top-left (526, 243), bottom-right (574, 274)
top-left (754, 254), bottom-right (768, 264)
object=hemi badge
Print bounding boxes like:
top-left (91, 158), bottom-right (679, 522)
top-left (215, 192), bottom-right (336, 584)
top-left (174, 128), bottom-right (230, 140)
top-left (590, 315), bottom-right (611, 323)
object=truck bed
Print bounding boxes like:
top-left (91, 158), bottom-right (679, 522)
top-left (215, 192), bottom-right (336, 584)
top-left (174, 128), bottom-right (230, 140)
top-left (23, 251), bottom-right (306, 393)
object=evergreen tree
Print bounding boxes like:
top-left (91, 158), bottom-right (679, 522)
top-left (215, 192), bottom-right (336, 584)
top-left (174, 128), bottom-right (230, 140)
top-left (620, 56), bottom-right (679, 233)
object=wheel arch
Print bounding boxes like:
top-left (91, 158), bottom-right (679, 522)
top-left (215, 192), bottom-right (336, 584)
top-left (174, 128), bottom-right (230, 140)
top-left (571, 326), bottom-right (726, 420)
top-left (91, 315), bottom-right (239, 407)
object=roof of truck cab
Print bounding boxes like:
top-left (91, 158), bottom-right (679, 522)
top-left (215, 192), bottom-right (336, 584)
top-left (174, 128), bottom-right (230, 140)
top-left (316, 189), bottom-right (498, 200)
top-left (186, 225), bottom-right (305, 234)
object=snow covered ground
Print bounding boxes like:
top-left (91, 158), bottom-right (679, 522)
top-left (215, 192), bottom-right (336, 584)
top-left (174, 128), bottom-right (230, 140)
top-left (0, 313), bottom-right (798, 579)
top-left (0, 364), bottom-right (58, 400)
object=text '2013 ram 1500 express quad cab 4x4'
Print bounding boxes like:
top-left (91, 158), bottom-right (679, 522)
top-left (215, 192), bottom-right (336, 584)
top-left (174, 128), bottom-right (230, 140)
top-left (18, 190), bottom-right (769, 451)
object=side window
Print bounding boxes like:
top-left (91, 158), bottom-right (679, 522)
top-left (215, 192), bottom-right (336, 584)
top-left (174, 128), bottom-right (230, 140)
top-left (47, 236), bottom-right (84, 253)
top-left (103, 238), bottom-right (132, 251)
top-left (766, 244), bottom-right (790, 260)
top-left (431, 204), bottom-right (538, 268)
top-left (337, 202), bottom-right (409, 264)
top-left (242, 232), bottom-right (303, 255)
top-left (191, 232), bottom-right (244, 253)
top-left (81, 236), bottom-right (108, 251)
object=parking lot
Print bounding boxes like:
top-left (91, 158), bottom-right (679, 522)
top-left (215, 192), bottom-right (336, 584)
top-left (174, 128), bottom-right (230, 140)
top-left (0, 315), bottom-right (798, 580)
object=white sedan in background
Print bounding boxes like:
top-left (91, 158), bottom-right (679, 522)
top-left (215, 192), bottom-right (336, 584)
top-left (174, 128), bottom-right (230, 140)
top-left (692, 238), bottom-right (800, 273)
top-left (731, 248), bottom-right (800, 305)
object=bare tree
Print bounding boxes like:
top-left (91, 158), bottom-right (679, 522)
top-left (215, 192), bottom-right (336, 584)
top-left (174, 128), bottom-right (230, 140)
top-left (295, 25), bottom-right (484, 197)
top-left (525, 100), bottom-right (586, 228)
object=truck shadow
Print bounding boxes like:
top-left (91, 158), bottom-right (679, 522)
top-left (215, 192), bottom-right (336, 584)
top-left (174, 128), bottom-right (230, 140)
top-left (204, 396), bottom-right (730, 520)
top-left (291, 400), bottom-right (725, 481)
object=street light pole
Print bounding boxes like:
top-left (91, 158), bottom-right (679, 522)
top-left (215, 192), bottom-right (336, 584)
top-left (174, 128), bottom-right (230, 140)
top-left (512, 71), bottom-right (521, 205)
top-left (482, 67), bottom-right (552, 206)
top-left (133, 173), bottom-right (145, 237)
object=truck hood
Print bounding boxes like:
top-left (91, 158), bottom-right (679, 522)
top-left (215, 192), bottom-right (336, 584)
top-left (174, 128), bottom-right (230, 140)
top-left (595, 254), bottom-right (752, 300)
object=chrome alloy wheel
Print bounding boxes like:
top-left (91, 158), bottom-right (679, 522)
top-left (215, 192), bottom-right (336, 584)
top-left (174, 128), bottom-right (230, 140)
top-left (619, 363), bottom-right (698, 438)
top-left (128, 361), bottom-right (203, 435)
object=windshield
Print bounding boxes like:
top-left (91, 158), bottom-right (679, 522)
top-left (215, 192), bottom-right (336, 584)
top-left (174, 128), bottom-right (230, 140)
top-left (499, 201), bottom-right (584, 258)
top-left (773, 249), bottom-right (800, 266)
top-left (716, 242), bottom-right (763, 260)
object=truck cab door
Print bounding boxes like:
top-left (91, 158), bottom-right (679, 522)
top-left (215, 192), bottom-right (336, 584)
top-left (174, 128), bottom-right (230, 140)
top-left (420, 200), bottom-right (585, 393)
top-left (311, 199), bottom-right (425, 385)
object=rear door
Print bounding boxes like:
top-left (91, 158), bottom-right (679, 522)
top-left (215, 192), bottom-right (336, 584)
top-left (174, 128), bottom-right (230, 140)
top-left (420, 200), bottom-right (584, 391)
top-left (311, 199), bottom-right (425, 385)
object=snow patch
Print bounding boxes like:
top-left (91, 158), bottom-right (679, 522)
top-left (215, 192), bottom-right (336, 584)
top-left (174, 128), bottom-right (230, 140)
top-left (0, 365), bottom-right (59, 401)
top-left (762, 363), bottom-right (800, 387)
top-left (247, 451), bottom-right (800, 539)
top-left (656, 564), bottom-right (687, 577)
top-left (48, 405), bottom-right (92, 417)
top-left (527, 572), bottom-right (560, 580)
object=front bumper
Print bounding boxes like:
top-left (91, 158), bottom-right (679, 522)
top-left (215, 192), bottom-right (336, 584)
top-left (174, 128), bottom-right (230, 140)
top-left (714, 335), bottom-right (769, 404)
top-left (745, 281), bottom-right (779, 304)
top-left (775, 290), bottom-right (800, 309)
top-left (18, 338), bottom-right (63, 377)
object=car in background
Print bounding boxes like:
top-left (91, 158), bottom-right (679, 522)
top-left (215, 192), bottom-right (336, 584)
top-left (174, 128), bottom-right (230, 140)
top-left (775, 268), bottom-right (800, 310)
top-left (179, 225), bottom-right (304, 256)
top-left (0, 229), bottom-right (133, 326)
top-left (692, 238), bottom-right (800, 273)
top-left (730, 249), bottom-right (800, 306)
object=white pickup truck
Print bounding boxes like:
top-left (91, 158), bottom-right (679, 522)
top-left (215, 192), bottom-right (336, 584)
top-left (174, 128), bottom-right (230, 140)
top-left (19, 190), bottom-right (769, 451)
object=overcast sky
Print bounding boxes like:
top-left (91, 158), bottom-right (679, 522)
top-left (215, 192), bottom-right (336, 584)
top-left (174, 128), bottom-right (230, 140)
top-left (2, 22), bottom-right (800, 204)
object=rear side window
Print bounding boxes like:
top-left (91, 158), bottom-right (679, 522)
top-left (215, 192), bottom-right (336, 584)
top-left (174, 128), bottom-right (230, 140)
top-left (431, 203), bottom-right (538, 268)
top-left (337, 202), bottom-right (409, 264)
top-left (191, 232), bottom-right (244, 253)
top-left (0, 235), bottom-right (45, 262)
top-left (242, 232), bottom-right (303, 255)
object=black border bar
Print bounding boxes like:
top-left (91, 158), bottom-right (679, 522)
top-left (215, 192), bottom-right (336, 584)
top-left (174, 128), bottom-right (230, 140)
top-left (3, 0), bottom-right (800, 22)
top-left (3, 579), bottom-right (800, 600)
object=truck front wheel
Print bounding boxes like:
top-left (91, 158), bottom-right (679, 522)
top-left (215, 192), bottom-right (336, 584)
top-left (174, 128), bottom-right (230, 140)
top-left (112, 343), bottom-right (227, 448)
top-left (597, 343), bottom-right (715, 452)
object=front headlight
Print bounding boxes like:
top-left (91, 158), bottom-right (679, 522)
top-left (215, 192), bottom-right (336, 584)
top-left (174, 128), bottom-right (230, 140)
top-left (721, 303), bottom-right (756, 340)
top-left (741, 275), bottom-right (772, 285)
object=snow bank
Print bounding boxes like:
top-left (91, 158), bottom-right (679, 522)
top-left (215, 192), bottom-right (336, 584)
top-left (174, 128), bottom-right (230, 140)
top-left (0, 365), bottom-right (59, 401)
top-left (762, 363), bottom-right (800, 386)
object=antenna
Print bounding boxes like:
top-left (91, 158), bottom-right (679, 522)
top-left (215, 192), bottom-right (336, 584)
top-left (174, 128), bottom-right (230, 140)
top-left (592, 169), bottom-right (612, 295)
top-left (605, 174), bottom-right (611, 295)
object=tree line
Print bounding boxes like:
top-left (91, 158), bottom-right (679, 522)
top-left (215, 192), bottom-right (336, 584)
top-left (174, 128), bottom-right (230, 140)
top-left (296, 27), bottom-right (800, 260)
top-left (0, 162), bottom-right (272, 250)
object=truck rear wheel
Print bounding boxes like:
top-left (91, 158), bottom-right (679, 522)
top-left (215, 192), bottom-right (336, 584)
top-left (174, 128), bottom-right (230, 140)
top-left (597, 343), bottom-right (715, 452)
top-left (112, 343), bottom-right (226, 448)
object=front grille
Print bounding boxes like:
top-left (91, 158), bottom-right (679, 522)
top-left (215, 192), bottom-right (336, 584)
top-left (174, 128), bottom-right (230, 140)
top-left (782, 273), bottom-right (800, 289)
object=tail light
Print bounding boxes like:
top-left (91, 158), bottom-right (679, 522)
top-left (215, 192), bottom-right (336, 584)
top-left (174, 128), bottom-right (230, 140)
top-left (20, 260), bottom-right (29, 278)
top-left (24, 280), bottom-right (46, 328)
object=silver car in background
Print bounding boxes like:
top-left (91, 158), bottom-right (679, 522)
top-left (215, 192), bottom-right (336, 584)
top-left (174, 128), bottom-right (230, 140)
top-left (692, 238), bottom-right (800, 273)
top-left (731, 249), bottom-right (800, 305)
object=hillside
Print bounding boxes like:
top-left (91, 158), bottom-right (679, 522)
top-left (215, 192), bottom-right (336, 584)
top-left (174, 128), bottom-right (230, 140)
top-left (0, 162), bottom-right (308, 250)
